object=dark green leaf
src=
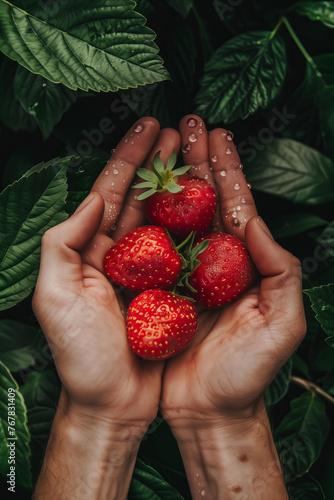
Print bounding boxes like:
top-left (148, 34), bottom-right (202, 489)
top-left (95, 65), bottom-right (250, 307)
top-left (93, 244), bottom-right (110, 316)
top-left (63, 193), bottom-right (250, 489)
top-left (288, 475), bottom-right (325, 499)
top-left (316, 85), bottom-right (334, 156)
top-left (270, 213), bottom-right (327, 239)
top-left (304, 284), bottom-right (334, 346)
top-left (292, 1), bottom-right (334, 28)
top-left (0, 57), bottom-right (37, 132)
top-left (2, 149), bottom-right (36, 188)
top-left (0, 362), bottom-right (32, 489)
top-left (0, 0), bottom-right (169, 92)
top-left (14, 66), bottom-right (77, 140)
top-left (317, 221), bottom-right (334, 259)
top-left (135, 0), bottom-right (154, 18)
top-left (246, 139), bottom-right (334, 204)
top-left (167, 0), bottom-right (193, 18)
top-left (20, 370), bottom-right (60, 409)
top-left (0, 320), bottom-right (48, 372)
top-left (27, 406), bottom-right (55, 446)
top-left (0, 162), bottom-right (68, 310)
top-left (129, 458), bottom-right (184, 499)
top-left (265, 358), bottom-right (292, 406)
top-left (120, 22), bottom-right (196, 127)
top-left (195, 31), bottom-right (287, 123)
top-left (275, 392), bottom-right (330, 480)
top-left (166, 150), bottom-right (177, 171)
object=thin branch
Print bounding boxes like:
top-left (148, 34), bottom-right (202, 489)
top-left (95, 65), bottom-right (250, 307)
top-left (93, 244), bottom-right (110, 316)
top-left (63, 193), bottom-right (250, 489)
top-left (291, 376), bottom-right (334, 405)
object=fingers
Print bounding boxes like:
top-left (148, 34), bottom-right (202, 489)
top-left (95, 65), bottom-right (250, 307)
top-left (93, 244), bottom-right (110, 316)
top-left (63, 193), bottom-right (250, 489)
top-left (209, 128), bottom-right (257, 240)
top-left (91, 117), bottom-right (161, 235)
top-left (179, 114), bottom-right (223, 232)
top-left (111, 127), bottom-right (181, 241)
top-left (246, 216), bottom-right (306, 350)
top-left (35, 193), bottom-right (105, 295)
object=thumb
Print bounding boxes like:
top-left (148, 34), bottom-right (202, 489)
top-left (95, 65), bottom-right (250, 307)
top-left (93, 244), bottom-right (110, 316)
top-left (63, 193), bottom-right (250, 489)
top-left (245, 216), bottom-right (306, 348)
top-left (36, 192), bottom-right (105, 290)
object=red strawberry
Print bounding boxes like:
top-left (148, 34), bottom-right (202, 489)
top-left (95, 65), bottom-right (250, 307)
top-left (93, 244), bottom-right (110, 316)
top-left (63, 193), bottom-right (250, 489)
top-left (134, 151), bottom-right (217, 241)
top-left (188, 233), bottom-right (258, 308)
top-left (104, 226), bottom-right (181, 291)
top-left (126, 289), bottom-right (197, 360)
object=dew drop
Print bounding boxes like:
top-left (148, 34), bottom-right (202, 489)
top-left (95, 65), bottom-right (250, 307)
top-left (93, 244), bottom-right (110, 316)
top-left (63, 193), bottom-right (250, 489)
top-left (247, 183), bottom-right (252, 189)
top-left (234, 183), bottom-right (241, 190)
top-left (182, 143), bottom-right (191, 153)
top-left (78, 166), bottom-right (85, 173)
top-left (201, 491), bottom-right (206, 497)
top-left (233, 218), bottom-right (240, 226)
top-left (226, 147), bottom-right (232, 155)
top-left (232, 211), bottom-right (237, 218)
top-left (113, 168), bottom-right (119, 175)
top-left (199, 121), bottom-right (203, 126)
top-left (111, 148), bottom-right (116, 154)
top-left (237, 205), bottom-right (241, 211)
top-left (204, 174), bottom-right (209, 179)
top-left (220, 170), bottom-right (226, 177)
top-left (125, 138), bottom-right (128, 143)
top-left (198, 128), bottom-right (203, 134)
top-left (131, 141), bottom-right (134, 144)
top-left (187, 117), bottom-right (198, 128)
top-left (105, 170), bottom-right (109, 175)
top-left (241, 197), bottom-right (246, 203)
top-left (189, 132), bottom-right (197, 142)
top-left (226, 130), bottom-right (234, 141)
top-left (134, 122), bottom-right (144, 133)
top-left (212, 155), bottom-right (218, 162)
top-left (239, 163), bottom-right (243, 170)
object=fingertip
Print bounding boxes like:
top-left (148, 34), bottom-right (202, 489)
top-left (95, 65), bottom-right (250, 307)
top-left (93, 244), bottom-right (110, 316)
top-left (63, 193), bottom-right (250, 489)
top-left (140, 116), bottom-right (161, 132)
top-left (179, 114), bottom-right (204, 129)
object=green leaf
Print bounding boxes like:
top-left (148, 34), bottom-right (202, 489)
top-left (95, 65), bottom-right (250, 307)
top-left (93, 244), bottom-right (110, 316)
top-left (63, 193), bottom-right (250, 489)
top-left (14, 66), bottom-right (77, 140)
top-left (265, 358), bottom-right (292, 406)
top-left (0, 362), bottom-right (32, 489)
top-left (167, 0), bottom-right (194, 18)
top-left (292, 1), bottom-right (334, 28)
top-left (246, 139), bottom-right (334, 204)
top-left (166, 150), bottom-right (177, 171)
top-left (129, 458), bottom-right (184, 499)
top-left (172, 165), bottom-right (192, 177)
top-left (21, 370), bottom-right (60, 409)
top-left (27, 406), bottom-right (55, 447)
top-left (0, 57), bottom-right (37, 133)
top-left (137, 188), bottom-right (157, 200)
top-left (195, 31), bottom-right (287, 123)
top-left (304, 284), bottom-right (334, 346)
top-left (120, 22), bottom-right (196, 128)
top-left (135, 0), bottom-right (154, 18)
top-left (0, 162), bottom-right (68, 311)
top-left (165, 183), bottom-right (183, 194)
top-left (316, 85), bottom-right (334, 156)
top-left (0, 320), bottom-right (48, 373)
top-left (270, 213), bottom-right (327, 239)
top-left (275, 392), bottom-right (330, 480)
top-left (0, 0), bottom-right (169, 93)
top-left (288, 475), bottom-right (325, 499)
top-left (136, 168), bottom-right (158, 182)
top-left (317, 221), bottom-right (334, 259)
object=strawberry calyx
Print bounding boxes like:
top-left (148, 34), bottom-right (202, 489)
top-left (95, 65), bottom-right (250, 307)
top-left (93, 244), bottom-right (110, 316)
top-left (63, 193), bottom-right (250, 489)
top-left (134, 150), bottom-right (191, 201)
top-left (173, 232), bottom-right (210, 294)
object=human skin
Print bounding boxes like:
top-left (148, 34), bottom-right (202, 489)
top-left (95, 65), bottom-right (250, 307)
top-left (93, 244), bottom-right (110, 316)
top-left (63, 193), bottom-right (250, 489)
top-left (32, 115), bottom-right (306, 499)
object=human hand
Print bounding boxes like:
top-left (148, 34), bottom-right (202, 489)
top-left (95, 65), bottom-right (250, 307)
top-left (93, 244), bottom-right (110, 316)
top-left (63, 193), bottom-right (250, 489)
top-left (32, 117), bottom-right (181, 431)
top-left (159, 115), bottom-right (306, 499)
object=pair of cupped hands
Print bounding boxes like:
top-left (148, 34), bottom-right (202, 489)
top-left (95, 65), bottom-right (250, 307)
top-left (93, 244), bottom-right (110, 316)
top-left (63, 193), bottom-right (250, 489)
top-left (33, 115), bottom-right (306, 438)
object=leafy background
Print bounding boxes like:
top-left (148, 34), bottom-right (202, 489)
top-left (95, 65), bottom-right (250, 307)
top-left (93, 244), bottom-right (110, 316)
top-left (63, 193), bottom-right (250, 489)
top-left (0, 0), bottom-right (334, 498)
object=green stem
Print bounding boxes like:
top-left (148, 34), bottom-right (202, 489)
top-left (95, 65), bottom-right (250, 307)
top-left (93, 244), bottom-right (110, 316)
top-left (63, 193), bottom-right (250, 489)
top-left (282, 16), bottom-right (327, 88)
top-left (269, 17), bottom-right (284, 41)
top-left (291, 376), bottom-right (334, 405)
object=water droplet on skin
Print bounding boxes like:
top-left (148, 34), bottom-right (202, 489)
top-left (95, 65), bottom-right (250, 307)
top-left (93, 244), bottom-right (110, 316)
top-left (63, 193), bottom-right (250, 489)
top-left (189, 132), bottom-right (197, 142)
top-left (125, 138), bottom-right (128, 143)
top-left (232, 211), bottom-right (237, 218)
top-left (237, 205), bottom-right (241, 211)
top-left (220, 170), bottom-right (226, 177)
top-left (199, 121), bottom-right (203, 126)
top-left (226, 131), bottom-right (234, 141)
top-left (212, 155), bottom-right (218, 162)
top-left (182, 143), bottom-right (191, 153)
top-left (111, 148), bottom-right (116, 154)
top-left (247, 183), bottom-right (252, 189)
top-left (134, 122), bottom-right (144, 133)
top-left (233, 218), bottom-right (240, 226)
top-left (234, 183), bottom-right (240, 190)
top-left (131, 141), bottom-right (134, 144)
top-left (198, 128), bottom-right (203, 134)
top-left (241, 197), bottom-right (246, 203)
top-left (226, 147), bottom-right (232, 155)
top-left (105, 170), bottom-right (109, 175)
top-left (187, 117), bottom-right (198, 128)
top-left (239, 163), bottom-right (243, 170)
top-left (201, 491), bottom-right (206, 497)
top-left (111, 181), bottom-right (115, 186)
top-left (113, 168), bottom-right (119, 174)
top-left (196, 473), bottom-right (200, 478)
top-left (204, 174), bottom-right (209, 179)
